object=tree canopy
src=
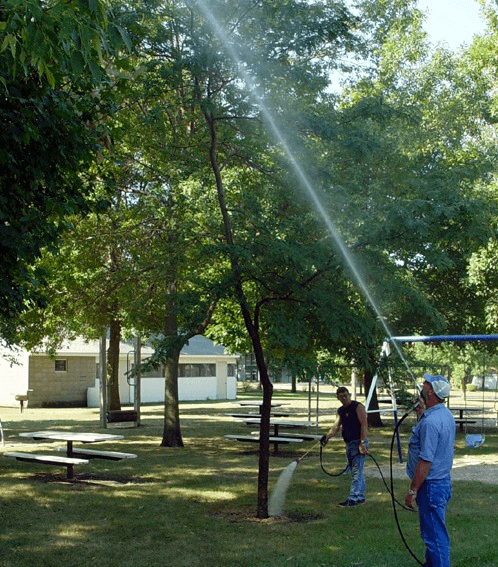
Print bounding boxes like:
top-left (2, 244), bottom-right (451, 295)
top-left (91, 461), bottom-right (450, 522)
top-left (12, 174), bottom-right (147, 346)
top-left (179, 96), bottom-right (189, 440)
top-left (4, 0), bottom-right (498, 519)
top-left (0, 0), bottom-right (129, 344)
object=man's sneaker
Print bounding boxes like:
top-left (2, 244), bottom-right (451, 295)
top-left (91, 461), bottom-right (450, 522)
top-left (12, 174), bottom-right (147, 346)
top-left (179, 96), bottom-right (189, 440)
top-left (337, 499), bottom-right (365, 507)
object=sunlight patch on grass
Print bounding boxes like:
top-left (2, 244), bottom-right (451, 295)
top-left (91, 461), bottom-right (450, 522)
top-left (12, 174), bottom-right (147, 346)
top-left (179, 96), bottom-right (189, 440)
top-left (0, 481), bottom-right (42, 499)
top-left (168, 487), bottom-right (236, 502)
top-left (52, 523), bottom-right (95, 544)
top-left (324, 544), bottom-right (344, 553)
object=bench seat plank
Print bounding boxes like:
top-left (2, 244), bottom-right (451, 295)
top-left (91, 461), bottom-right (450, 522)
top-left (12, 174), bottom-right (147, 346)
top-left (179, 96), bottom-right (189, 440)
top-left (250, 431), bottom-right (323, 441)
top-left (224, 435), bottom-right (303, 444)
top-left (56, 447), bottom-right (137, 460)
top-left (4, 452), bottom-right (89, 465)
top-left (106, 410), bottom-right (138, 423)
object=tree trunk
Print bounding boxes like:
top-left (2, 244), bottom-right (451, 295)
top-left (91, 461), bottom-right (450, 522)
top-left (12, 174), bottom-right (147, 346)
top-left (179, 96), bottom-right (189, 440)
top-left (160, 302), bottom-right (184, 447)
top-left (241, 307), bottom-right (273, 519)
top-left (161, 348), bottom-right (184, 447)
top-left (205, 110), bottom-right (272, 518)
top-left (107, 317), bottom-right (122, 411)
top-left (291, 373), bottom-right (297, 393)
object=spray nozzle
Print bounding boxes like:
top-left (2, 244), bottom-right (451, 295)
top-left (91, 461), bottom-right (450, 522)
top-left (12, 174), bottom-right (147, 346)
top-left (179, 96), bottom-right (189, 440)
top-left (410, 384), bottom-right (425, 412)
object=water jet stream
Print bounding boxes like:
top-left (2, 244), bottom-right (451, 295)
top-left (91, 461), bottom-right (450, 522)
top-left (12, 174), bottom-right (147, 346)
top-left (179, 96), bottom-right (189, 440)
top-left (268, 459), bottom-right (298, 517)
top-left (193, 1), bottom-right (412, 370)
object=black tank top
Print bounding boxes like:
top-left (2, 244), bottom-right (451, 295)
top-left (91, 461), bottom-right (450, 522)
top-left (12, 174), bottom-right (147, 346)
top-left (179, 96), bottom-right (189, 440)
top-left (338, 400), bottom-right (361, 442)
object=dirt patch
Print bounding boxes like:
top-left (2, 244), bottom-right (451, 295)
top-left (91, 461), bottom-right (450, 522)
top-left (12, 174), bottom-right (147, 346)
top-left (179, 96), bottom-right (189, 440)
top-left (209, 507), bottom-right (322, 524)
top-left (365, 453), bottom-right (498, 485)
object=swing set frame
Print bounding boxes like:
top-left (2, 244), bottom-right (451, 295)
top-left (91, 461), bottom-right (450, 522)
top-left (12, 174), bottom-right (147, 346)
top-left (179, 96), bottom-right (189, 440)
top-left (365, 334), bottom-right (498, 457)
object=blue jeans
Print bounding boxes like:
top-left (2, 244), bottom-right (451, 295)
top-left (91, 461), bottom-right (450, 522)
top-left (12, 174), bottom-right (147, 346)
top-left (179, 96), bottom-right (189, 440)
top-left (416, 477), bottom-right (452, 567)
top-left (345, 440), bottom-right (367, 502)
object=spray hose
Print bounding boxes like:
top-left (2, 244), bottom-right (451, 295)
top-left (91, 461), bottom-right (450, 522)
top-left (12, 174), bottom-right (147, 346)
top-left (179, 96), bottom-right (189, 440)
top-left (318, 444), bottom-right (415, 511)
top-left (389, 410), bottom-right (424, 566)
top-left (319, 444), bottom-right (349, 477)
top-left (292, 414), bottom-right (423, 563)
top-left (286, 403), bottom-right (424, 565)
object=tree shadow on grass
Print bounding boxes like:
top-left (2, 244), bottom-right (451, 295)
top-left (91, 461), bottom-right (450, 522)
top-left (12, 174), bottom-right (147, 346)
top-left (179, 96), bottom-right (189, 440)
top-left (26, 472), bottom-right (161, 486)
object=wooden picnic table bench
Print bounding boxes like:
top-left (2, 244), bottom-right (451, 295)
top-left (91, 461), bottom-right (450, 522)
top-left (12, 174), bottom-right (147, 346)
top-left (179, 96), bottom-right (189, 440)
top-left (234, 402), bottom-right (288, 415)
top-left (224, 434), bottom-right (303, 454)
top-left (236, 402), bottom-right (287, 407)
top-left (56, 447), bottom-right (137, 461)
top-left (449, 407), bottom-right (481, 432)
top-left (224, 411), bottom-right (293, 418)
top-left (240, 418), bottom-right (318, 437)
top-left (15, 430), bottom-right (128, 479)
top-left (4, 451), bottom-right (89, 478)
top-left (454, 418), bottom-right (477, 432)
top-left (106, 409), bottom-right (138, 425)
top-left (263, 432), bottom-right (323, 442)
top-left (226, 414), bottom-right (318, 453)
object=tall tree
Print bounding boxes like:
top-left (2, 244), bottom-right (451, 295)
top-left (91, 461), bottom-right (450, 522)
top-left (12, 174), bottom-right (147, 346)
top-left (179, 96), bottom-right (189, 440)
top-left (0, 0), bottom-right (129, 344)
top-left (172, 0), bottom-right (363, 518)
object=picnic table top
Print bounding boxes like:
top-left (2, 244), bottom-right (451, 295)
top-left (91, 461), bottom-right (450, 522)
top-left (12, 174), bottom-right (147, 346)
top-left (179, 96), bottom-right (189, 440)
top-left (235, 402), bottom-right (287, 407)
top-left (240, 418), bottom-right (318, 427)
top-left (19, 430), bottom-right (124, 443)
top-left (224, 411), bottom-right (292, 418)
top-left (225, 434), bottom-right (303, 443)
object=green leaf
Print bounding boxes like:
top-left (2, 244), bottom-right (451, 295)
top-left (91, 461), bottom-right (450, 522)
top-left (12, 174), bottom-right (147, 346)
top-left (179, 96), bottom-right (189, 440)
top-left (71, 51), bottom-right (85, 78)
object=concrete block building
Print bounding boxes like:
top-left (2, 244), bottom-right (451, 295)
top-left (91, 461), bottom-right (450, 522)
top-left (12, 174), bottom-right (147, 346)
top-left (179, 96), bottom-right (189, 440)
top-left (0, 335), bottom-right (238, 408)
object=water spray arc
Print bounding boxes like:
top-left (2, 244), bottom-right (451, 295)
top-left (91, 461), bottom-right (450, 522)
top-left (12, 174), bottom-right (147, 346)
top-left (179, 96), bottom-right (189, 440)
top-left (195, 4), bottom-right (426, 556)
top-left (191, 1), bottom-right (410, 361)
top-left (268, 460), bottom-right (298, 517)
top-left (268, 441), bottom-right (322, 517)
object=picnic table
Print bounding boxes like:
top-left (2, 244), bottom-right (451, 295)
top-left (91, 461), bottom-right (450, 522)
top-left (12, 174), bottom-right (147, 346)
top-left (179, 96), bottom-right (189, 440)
top-left (224, 434), bottom-right (304, 454)
top-left (447, 407), bottom-right (480, 432)
top-left (226, 415), bottom-right (319, 453)
top-left (224, 410), bottom-right (292, 418)
top-left (235, 402), bottom-right (288, 415)
top-left (5, 430), bottom-right (136, 479)
top-left (236, 402), bottom-right (287, 407)
top-left (240, 418), bottom-right (318, 437)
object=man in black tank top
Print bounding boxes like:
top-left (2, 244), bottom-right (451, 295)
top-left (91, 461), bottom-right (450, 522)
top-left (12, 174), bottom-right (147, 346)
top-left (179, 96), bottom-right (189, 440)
top-left (321, 387), bottom-right (369, 507)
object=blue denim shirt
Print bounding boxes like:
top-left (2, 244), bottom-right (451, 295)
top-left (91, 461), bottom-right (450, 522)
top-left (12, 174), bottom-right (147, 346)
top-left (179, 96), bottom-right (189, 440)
top-left (407, 403), bottom-right (455, 480)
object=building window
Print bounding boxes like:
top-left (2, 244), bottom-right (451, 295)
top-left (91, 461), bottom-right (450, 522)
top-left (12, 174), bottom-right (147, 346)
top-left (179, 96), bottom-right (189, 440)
top-left (227, 364), bottom-right (235, 377)
top-left (178, 363), bottom-right (216, 377)
top-left (133, 361), bottom-right (218, 378)
top-left (55, 359), bottom-right (67, 372)
top-left (135, 362), bottom-right (163, 378)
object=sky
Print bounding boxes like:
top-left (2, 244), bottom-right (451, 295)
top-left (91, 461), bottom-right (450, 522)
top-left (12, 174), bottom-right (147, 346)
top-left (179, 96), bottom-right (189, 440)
top-left (418, 0), bottom-right (487, 51)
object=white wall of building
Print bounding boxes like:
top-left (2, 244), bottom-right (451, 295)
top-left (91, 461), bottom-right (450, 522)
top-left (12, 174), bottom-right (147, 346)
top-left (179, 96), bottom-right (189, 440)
top-left (87, 375), bottom-right (237, 407)
top-left (0, 348), bottom-right (30, 407)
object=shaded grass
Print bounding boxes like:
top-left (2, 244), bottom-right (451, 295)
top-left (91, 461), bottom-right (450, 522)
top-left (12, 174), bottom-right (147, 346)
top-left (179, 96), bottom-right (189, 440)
top-left (0, 394), bottom-right (497, 567)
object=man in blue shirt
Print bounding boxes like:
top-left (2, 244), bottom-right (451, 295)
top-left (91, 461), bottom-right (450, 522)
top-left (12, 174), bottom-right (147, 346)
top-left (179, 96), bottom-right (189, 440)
top-left (405, 374), bottom-right (455, 567)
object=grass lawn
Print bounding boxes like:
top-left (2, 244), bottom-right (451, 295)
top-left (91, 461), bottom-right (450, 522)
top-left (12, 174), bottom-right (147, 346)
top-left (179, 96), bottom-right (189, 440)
top-left (0, 390), bottom-right (497, 567)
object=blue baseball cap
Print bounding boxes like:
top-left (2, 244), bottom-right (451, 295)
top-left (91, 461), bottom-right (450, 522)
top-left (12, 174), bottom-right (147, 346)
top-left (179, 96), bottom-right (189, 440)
top-left (423, 374), bottom-right (450, 399)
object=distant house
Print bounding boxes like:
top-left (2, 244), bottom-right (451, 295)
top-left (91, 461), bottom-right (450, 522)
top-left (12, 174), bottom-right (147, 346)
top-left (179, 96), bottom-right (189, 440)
top-left (0, 335), bottom-right (238, 408)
